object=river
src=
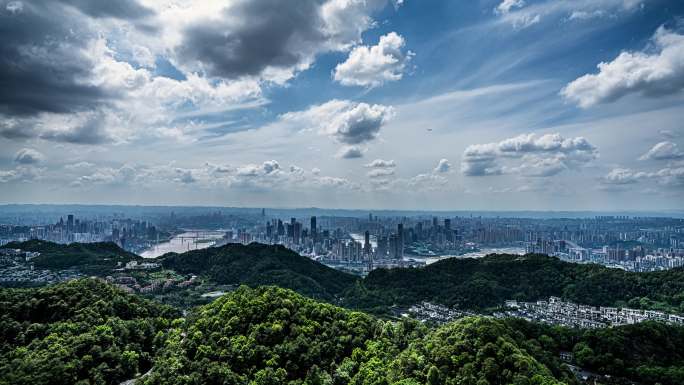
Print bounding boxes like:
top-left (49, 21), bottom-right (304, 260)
top-left (140, 230), bottom-right (227, 258)
top-left (349, 232), bottom-right (525, 265)
top-left (414, 247), bottom-right (526, 265)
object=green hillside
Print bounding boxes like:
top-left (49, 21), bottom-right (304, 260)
top-left (160, 243), bottom-right (358, 301)
top-left (343, 253), bottom-right (684, 313)
top-left (5, 240), bottom-right (140, 274)
top-left (2, 279), bottom-right (683, 385)
top-left (141, 285), bottom-right (574, 385)
top-left (8, 241), bottom-right (684, 316)
top-left (505, 318), bottom-right (684, 385)
top-left (0, 279), bottom-right (179, 385)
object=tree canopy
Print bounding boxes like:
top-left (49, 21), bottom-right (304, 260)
top-left (344, 253), bottom-right (684, 314)
top-left (142, 285), bottom-right (572, 385)
top-left (0, 279), bottom-right (179, 385)
top-left (160, 243), bottom-right (358, 301)
top-left (5, 240), bottom-right (140, 274)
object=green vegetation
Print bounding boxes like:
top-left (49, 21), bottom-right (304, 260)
top-left (2, 278), bottom-right (684, 385)
top-left (5, 240), bottom-right (140, 275)
top-left (0, 279), bottom-right (179, 385)
top-left (160, 243), bottom-right (358, 301)
top-left (343, 254), bottom-right (684, 314)
top-left (9, 241), bottom-right (684, 317)
top-left (504, 318), bottom-right (684, 385)
top-left (142, 285), bottom-right (573, 385)
top-left (155, 246), bottom-right (684, 315)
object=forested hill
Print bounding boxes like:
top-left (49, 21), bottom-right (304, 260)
top-left (4, 239), bottom-right (140, 274)
top-left (141, 285), bottom-right (576, 385)
top-left (2, 279), bottom-right (684, 385)
top-left (160, 243), bottom-right (358, 301)
top-left (343, 253), bottom-right (684, 313)
top-left (0, 279), bottom-right (179, 385)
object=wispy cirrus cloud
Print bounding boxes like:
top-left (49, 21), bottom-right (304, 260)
top-left (495, 0), bottom-right (645, 29)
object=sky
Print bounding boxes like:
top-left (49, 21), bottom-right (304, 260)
top-left (1, 0), bottom-right (684, 211)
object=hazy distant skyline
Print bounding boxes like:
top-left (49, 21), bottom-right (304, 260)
top-left (1, 0), bottom-right (684, 210)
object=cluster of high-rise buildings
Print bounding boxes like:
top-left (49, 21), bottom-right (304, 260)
top-left (0, 214), bottom-right (164, 253)
top-left (258, 217), bottom-right (414, 270)
top-left (2, 209), bottom-right (683, 273)
top-left (526, 238), bottom-right (684, 272)
top-left (224, 213), bottom-right (684, 273)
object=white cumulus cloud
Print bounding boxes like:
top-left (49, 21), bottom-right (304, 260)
top-left (434, 158), bottom-right (451, 173)
top-left (281, 99), bottom-right (394, 158)
top-left (562, 27), bottom-right (684, 108)
top-left (461, 133), bottom-right (598, 177)
top-left (333, 32), bottom-right (413, 88)
top-left (365, 159), bottom-right (396, 168)
top-left (639, 141), bottom-right (684, 161)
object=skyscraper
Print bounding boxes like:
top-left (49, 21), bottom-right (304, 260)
top-left (67, 214), bottom-right (74, 232)
top-left (397, 223), bottom-right (404, 259)
top-left (376, 235), bottom-right (388, 258)
top-left (277, 219), bottom-right (284, 236)
top-left (444, 218), bottom-right (452, 242)
top-left (363, 230), bottom-right (371, 255)
top-left (388, 234), bottom-right (398, 259)
top-left (266, 222), bottom-right (273, 239)
top-left (293, 221), bottom-right (302, 244)
top-left (310, 216), bottom-right (317, 241)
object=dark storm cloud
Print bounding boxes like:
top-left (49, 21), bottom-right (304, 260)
top-left (0, 1), bottom-right (102, 115)
top-left (0, 111), bottom-right (111, 144)
top-left (0, 0), bottom-right (154, 118)
top-left (177, 0), bottom-right (327, 79)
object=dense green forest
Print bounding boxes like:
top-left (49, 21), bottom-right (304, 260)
top-left (156, 244), bottom-right (684, 314)
top-left (343, 254), bottom-right (684, 314)
top-left (504, 318), bottom-right (684, 385)
top-left (2, 279), bottom-right (684, 385)
top-left (0, 279), bottom-right (179, 385)
top-left (7, 241), bottom-right (684, 316)
top-left (160, 243), bottom-right (358, 301)
top-left (5, 240), bottom-right (140, 274)
top-left (141, 285), bottom-right (572, 385)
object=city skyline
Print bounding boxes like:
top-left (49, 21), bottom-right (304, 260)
top-left (1, 0), bottom-right (684, 210)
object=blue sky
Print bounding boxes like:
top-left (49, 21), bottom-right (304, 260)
top-left (1, 0), bottom-right (683, 210)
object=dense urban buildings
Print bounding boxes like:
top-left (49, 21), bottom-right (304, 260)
top-left (501, 297), bottom-right (684, 328)
top-left (2, 207), bottom-right (683, 274)
top-left (0, 214), bottom-right (165, 254)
